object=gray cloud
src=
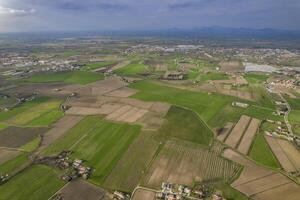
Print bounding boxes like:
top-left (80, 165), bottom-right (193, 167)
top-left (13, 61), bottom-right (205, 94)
top-left (0, 0), bottom-right (300, 32)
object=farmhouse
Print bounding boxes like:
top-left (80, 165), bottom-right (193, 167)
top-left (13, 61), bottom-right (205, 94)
top-left (163, 71), bottom-right (185, 80)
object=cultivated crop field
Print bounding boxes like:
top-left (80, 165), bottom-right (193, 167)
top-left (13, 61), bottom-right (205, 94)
top-left (115, 61), bottom-right (148, 76)
top-left (143, 140), bottom-right (241, 189)
top-left (0, 165), bottom-right (65, 200)
top-left (42, 116), bottom-right (141, 185)
top-left (26, 71), bottom-right (104, 85)
top-left (6, 99), bottom-right (63, 126)
top-left (130, 81), bottom-right (237, 126)
top-left (103, 131), bottom-right (159, 192)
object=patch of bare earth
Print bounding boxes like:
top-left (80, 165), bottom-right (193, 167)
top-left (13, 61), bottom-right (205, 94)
top-left (144, 140), bottom-right (240, 189)
top-left (0, 127), bottom-right (48, 148)
top-left (58, 180), bottom-right (106, 200)
top-left (225, 115), bottom-right (251, 148)
top-left (219, 61), bottom-right (244, 73)
top-left (265, 136), bottom-right (300, 172)
top-left (237, 118), bottom-right (261, 154)
top-left (217, 122), bottom-right (234, 142)
top-left (223, 149), bottom-right (300, 200)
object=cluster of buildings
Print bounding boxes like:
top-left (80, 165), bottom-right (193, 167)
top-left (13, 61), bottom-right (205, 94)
top-left (232, 102), bottom-right (249, 108)
top-left (112, 191), bottom-right (130, 200)
top-left (0, 53), bottom-right (83, 78)
top-left (155, 182), bottom-right (211, 200)
top-left (36, 151), bottom-right (91, 182)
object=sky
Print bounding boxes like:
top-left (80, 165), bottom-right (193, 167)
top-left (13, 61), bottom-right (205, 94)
top-left (0, 0), bottom-right (300, 33)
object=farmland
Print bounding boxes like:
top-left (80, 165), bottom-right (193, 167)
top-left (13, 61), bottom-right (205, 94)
top-left (26, 71), bottom-right (104, 85)
top-left (130, 81), bottom-right (237, 126)
top-left (115, 61), bottom-right (148, 76)
top-left (6, 99), bottom-right (63, 126)
top-left (42, 116), bottom-right (141, 185)
top-left (0, 165), bottom-right (65, 200)
top-left (143, 139), bottom-right (241, 189)
top-left (103, 131), bottom-right (159, 192)
top-left (1, 35), bottom-right (300, 200)
top-left (154, 106), bottom-right (213, 146)
top-left (249, 133), bottom-right (280, 169)
top-left (83, 61), bottom-right (116, 71)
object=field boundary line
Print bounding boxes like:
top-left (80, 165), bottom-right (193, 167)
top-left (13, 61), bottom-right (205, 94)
top-left (47, 182), bottom-right (70, 200)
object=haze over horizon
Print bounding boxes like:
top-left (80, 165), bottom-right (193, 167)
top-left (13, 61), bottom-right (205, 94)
top-left (0, 0), bottom-right (300, 33)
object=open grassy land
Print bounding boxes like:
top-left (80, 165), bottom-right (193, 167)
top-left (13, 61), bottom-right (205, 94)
top-left (0, 96), bottom-right (49, 123)
top-left (115, 61), bottom-right (148, 76)
top-left (156, 106), bottom-right (213, 146)
top-left (42, 116), bottom-right (140, 185)
top-left (83, 61), bottom-right (116, 71)
top-left (7, 99), bottom-right (63, 126)
top-left (244, 73), bottom-right (269, 84)
top-left (129, 81), bottom-right (236, 127)
top-left (0, 153), bottom-right (28, 175)
top-left (289, 110), bottom-right (300, 136)
top-left (286, 96), bottom-right (300, 110)
top-left (0, 165), bottom-right (65, 200)
top-left (104, 131), bottom-right (159, 192)
top-left (249, 133), bottom-right (280, 169)
top-left (26, 71), bottom-right (104, 85)
top-left (244, 105), bottom-right (283, 121)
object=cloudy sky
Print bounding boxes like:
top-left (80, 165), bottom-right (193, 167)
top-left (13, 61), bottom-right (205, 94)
top-left (0, 0), bottom-right (299, 32)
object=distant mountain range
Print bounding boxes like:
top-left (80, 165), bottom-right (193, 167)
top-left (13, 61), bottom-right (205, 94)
top-left (2, 27), bottom-right (300, 41)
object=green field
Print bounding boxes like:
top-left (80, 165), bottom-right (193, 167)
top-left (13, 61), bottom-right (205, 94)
top-left (42, 116), bottom-right (140, 185)
top-left (26, 71), bottom-right (104, 85)
top-left (83, 61), bottom-right (116, 70)
top-left (7, 99), bottom-right (63, 126)
top-left (104, 131), bottom-right (159, 192)
top-left (0, 153), bottom-right (28, 175)
top-left (289, 110), bottom-right (300, 136)
top-left (156, 106), bottom-right (213, 146)
top-left (0, 97), bottom-right (49, 123)
top-left (130, 81), bottom-right (237, 126)
top-left (0, 165), bottom-right (64, 200)
top-left (249, 133), bottom-right (280, 169)
top-left (115, 62), bottom-right (148, 76)
top-left (244, 73), bottom-right (269, 84)
top-left (27, 110), bottom-right (64, 126)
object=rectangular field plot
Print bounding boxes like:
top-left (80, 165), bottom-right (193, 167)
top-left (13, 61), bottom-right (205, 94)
top-left (0, 165), bottom-right (65, 200)
top-left (237, 118), bottom-right (260, 154)
top-left (42, 116), bottom-right (141, 185)
top-left (143, 140), bottom-right (240, 189)
top-left (0, 126), bottom-right (48, 148)
top-left (129, 81), bottom-right (235, 124)
top-left (225, 115), bottom-right (251, 148)
top-left (56, 180), bottom-right (106, 200)
top-left (265, 136), bottom-right (300, 172)
top-left (104, 131), bottom-right (159, 192)
top-left (6, 99), bottom-right (63, 126)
